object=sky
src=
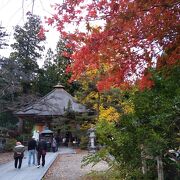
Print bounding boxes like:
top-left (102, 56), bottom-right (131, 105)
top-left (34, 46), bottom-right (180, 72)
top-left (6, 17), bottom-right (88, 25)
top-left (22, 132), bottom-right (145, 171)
top-left (0, 0), bottom-right (62, 67)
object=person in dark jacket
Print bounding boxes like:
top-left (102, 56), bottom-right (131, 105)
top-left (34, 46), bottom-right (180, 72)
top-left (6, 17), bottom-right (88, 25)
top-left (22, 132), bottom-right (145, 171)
top-left (36, 138), bottom-right (47, 168)
top-left (13, 141), bottom-right (25, 169)
top-left (28, 137), bottom-right (37, 166)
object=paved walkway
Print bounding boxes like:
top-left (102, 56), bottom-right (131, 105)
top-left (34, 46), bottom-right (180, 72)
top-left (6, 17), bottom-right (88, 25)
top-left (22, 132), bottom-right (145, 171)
top-left (0, 147), bottom-right (76, 180)
top-left (59, 146), bottom-right (76, 154)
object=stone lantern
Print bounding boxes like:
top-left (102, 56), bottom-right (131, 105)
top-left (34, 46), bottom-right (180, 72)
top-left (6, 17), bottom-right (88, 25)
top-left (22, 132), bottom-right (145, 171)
top-left (88, 127), bottom-right (96, 153)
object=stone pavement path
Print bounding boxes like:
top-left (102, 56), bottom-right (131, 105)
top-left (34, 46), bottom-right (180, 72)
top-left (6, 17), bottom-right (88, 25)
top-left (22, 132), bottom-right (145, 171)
top-left (0, 147), bottom-right (75, 180)
top-left (58, 146), bottom-right (76, 154)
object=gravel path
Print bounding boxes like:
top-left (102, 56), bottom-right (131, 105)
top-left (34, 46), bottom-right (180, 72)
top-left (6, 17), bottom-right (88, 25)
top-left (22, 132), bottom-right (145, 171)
top-left (43, 151), bottom-right (109, 180)
top-left (0, 152), bottom-right (13, 165)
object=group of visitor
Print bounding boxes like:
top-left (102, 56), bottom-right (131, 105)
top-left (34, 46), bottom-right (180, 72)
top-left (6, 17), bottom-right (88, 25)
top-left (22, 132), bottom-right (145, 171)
top-left (13, 136), bottom-right (54, 169)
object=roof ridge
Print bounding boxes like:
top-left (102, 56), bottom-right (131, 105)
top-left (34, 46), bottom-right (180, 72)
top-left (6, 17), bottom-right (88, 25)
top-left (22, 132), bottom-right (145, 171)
top-left (15, 89), bottom-right (56, 113)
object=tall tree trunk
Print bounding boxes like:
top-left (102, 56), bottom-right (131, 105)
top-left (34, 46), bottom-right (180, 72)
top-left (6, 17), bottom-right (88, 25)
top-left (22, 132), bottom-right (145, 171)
top-left (156, 155), bottom-right (164, 180)
top-left (97, 92), bottom-right (100, 121)
top-left (140, 144), bottom-right (147, 174)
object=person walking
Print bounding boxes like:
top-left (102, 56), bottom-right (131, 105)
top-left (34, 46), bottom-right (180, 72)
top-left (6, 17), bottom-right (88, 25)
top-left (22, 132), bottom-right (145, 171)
top-left (55, 135), bottom-right (60, 150)
top-left (27, 136), bottom-right (37, 166)
top-left (36, 138), bottom-right (47, 168)
top-left (52, 137), bottom-right (57, 152)
top-left (13, 141), bottom-right (25, 169)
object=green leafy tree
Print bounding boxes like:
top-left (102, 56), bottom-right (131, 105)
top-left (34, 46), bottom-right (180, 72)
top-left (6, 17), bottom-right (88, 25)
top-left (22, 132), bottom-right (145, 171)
top-left (10, 12), bottom-right (45, 94)
top-left (55, 39), bottom-right (80, 95)
top-left (34, 39), bottom-right (80, 96)
top-left (0, 26), bottom-right (16, 114)
top-left (33, 48), bottom-right (58, 95)
top-left (0, 25), bottom-right (9, 99)
top-left (84, 64), bottom-right (180, 179)
top-left (133, 66), bottom-right (180, 179)
top-left (0, 15), bottom-right (45, 128)
top-left (0, 25), bottom-right (8, 49)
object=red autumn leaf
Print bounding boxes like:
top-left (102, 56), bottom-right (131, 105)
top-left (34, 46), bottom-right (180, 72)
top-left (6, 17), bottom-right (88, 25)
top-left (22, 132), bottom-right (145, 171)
top-left (88, 9), bottom-right (97, 17)
top-left (46, 0), bottom-right (179, 91)
top-left (63, 14), bottom-right (70, 22)
top-left (46, 18), bottom-right (54, 26)
top-left (138, 73), bottom-right (155, 91)
top-left (37, 26), bottom-right (46, 40)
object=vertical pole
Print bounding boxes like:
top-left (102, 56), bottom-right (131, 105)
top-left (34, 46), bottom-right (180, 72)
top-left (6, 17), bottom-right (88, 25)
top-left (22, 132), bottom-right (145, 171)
top-left (156, 156), bottom-right (164, 180)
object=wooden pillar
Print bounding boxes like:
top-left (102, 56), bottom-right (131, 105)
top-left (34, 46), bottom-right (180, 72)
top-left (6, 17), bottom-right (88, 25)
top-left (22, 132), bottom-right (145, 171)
top-left (18, 117), bottom-right (24, 133)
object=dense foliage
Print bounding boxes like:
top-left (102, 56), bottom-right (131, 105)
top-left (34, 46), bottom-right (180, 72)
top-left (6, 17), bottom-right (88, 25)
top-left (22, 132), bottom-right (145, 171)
top-left (0, 26), bottom-right (8, 49)
top-left (34, 39), bottom-right (80, 96)
top-left (10, 12), bottom-right (45, 94)
top-left (48, 0), bottom-right (179, 91)
top-left (46, 1), bottom-right (179, 178)
top-left (83, 65), bottom-right (180, 179)
top-left (0, 2), bottom-right (179, 178)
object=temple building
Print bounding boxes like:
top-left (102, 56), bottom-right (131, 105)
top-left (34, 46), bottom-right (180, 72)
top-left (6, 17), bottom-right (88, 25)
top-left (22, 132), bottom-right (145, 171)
top-left (14, 84), bottom-right (88, 135)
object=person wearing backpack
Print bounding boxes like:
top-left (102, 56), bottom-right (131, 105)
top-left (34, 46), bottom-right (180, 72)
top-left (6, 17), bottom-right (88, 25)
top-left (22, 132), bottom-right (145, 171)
top-left (36, 138), bottom-right (47, 168)
top-left (13, 141), bottom-right (25, 169)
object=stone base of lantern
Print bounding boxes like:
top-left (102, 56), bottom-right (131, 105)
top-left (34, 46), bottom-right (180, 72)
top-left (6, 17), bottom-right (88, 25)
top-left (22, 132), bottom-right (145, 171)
top-left (88, 147), bottom-right (96, 153)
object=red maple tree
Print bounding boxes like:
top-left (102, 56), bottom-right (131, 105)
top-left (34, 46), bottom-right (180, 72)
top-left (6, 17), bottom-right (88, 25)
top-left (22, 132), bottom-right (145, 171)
top-left (48, 0), bottom-right (179, 91)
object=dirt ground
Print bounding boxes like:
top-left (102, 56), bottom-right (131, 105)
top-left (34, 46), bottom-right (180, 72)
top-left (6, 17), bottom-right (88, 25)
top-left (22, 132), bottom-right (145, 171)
top-left (43, 150), bottom-right (109, 180)
top-left (0, 152), bottom-right (14, 165)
